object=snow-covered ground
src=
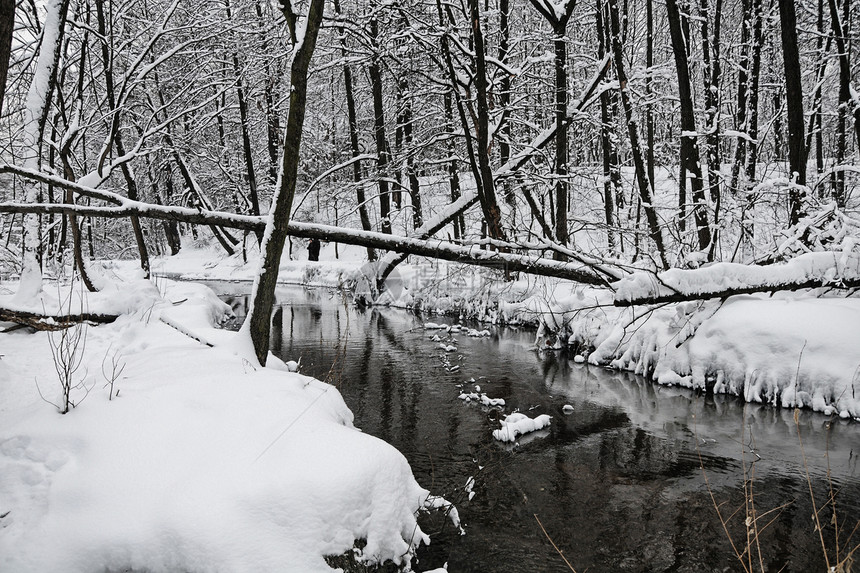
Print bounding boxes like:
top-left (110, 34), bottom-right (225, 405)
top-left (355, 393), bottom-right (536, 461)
top-left (0, 271), bottom-right (455, 572)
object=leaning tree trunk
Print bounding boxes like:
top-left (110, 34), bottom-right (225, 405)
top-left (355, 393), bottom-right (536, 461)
top-left (244, 0), bottom-right (325, 366)
top-left (607, 0), bottom-right (668, 269)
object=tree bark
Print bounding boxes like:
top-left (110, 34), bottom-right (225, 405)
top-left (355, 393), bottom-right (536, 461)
top-left (469, 0), bottom-right (506, 243)
top-left (16, 0), bottom-right (71, 301)
top-left (498, 0), bottom-right (514, 206)
top-left (666, 0), bottom-right (712, 253)
top-left (6, 197), bottom-right (617, 288)
top-left (779, 0), bottom-right (806, 224)
top-left (443, 91), bottom-right (465, 240)
top-left (828, 0), bottom-right (857, 207)
top-left (245, 0), bottom-right (326, 365)
top-left (368, 17), bottom-right (392, 235)
top-left (0, 0), bottom-right (13, 118)
top-left (597, 0), bottom-right (616, 252)
top-left (95, 0), bottom-right (150, 279)
top-left (334, 0), bottom-right (375, 260)
top-left (607, 0), bottom-right (668, 268)
top-left (699, 0), bottom-right (722, 259)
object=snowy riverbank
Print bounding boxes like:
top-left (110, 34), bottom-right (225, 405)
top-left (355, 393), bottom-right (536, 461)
top-left (144, 244), bottom-right (860, 420)
top-left (0, 274), bottom-right (455, 572)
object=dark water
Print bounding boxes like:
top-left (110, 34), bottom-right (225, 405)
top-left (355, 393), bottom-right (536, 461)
top-left (216, 284), bottom-right (860, 573)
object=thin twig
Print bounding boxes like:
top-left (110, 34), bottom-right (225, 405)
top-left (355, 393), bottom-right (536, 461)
top-left (534, 514), bottom-right (578, 573)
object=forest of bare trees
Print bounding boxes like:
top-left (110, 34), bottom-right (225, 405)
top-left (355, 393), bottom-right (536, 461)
top-left (0, 0), bottom-right (858, 358)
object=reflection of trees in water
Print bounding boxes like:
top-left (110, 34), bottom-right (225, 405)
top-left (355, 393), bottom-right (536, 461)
top-left (212, 286), bottom-right (859, 573)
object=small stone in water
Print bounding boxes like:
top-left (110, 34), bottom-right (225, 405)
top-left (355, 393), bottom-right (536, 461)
top-left (573, 355), bottom-right (586, 364)
top-left (562, 404), bottom-right (574, 414)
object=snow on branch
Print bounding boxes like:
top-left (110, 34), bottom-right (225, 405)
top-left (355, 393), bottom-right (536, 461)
top-left (614, 250), bottom-right (860, 306)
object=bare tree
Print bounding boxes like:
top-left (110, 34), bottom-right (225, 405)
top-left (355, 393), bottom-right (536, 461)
top-left (244, 0), bottom-right (326, 365)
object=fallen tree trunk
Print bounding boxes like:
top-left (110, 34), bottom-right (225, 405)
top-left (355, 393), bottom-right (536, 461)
top-left (0, 306), bottom-right (118, 330)
top-left (0, 200), bottom-right (609, 285)
top-left (613, 251), bottom-right (860, 306)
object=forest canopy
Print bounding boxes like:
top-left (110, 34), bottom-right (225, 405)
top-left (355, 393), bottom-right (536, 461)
top-left (0, 0), bottom-right (858, 296)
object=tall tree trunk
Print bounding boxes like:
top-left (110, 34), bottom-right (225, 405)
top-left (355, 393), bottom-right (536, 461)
top-left (607, 0), bottom-right (668, 268)
top-left (779, 0), bottom-right (806, 224)
top-left (95, 0), bottom-right (150, 278)
top-left (368, 17), bottom-right (392, 235)
top-left (730, 0), bottom-right (753, 195)
top-left (398, 75), bottom-right (423, 230)
top-left (597, 0), bottom-right (616, 251)
top-left (224, 0), bottom-right (261, 224)
top-left (498, 0), bottom-right (514, 206)
top-left (553, 22), bottom-right (569, 257)
top-left (443, 91), bottom-right (465, 240)
top-left (469, 0), bottom-right (506, 242)
top-left (0, 0), bottom-right (14, 118)
top-left (806, 0), bottom-right (826, 181)
top-left (255, 0), bottom-right (280, 187)
top-left (744, 0), bottom-right (763, 185)
top-left (666, 0), bottom-right (712, 252)
top-left (699, 0), bottom-right (722, 259)
top-left (829, 0), bottom-right (856, 206)
top-left (16, 0), bottom-right (71, 301)
top-left (527, 0), bottom-right (576, 255)
top-left (645, 0), bottom-right (655, 193)
top-left (334, 0), bottom-right (375, 260)
top-left (245, 0), bottom-right (325, 366)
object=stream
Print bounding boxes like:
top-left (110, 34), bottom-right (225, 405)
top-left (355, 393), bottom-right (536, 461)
top-left (214, 283), bottom-right (860, 573)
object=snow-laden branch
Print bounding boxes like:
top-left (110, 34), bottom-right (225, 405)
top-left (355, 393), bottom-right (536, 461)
top-left (614, 250), bottom-right (860, 306)
top-left (0, 198), bottom-right (608, 285)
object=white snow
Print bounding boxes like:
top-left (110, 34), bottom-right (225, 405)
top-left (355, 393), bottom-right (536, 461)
top-left (458, 391), bottom-right (505, 408)
top-left (0, 276), bottom-right (445, 572)
top-left (614, 249), bottom-right (860, 303)
top-left (492, 413), bottom-right (552, 443)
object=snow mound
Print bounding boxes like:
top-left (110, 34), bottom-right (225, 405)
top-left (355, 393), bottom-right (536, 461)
top-left (0, 281), bottom-right (436, 572)
top-left (588, 295), bottom-right (860, 418)
top-left (492, 413), bottom-right (552, 442)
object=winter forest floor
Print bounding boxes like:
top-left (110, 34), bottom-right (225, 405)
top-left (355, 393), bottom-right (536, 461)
top-left (0, 243), bottom-right (858, 572)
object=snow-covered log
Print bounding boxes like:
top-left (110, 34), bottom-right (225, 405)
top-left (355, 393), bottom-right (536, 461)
top-left (0, 199), bottom-right (610, 286)
top-left (614, 251), bottom-right (860, 305)
top-left (0, 306), bottom-right (118, 330)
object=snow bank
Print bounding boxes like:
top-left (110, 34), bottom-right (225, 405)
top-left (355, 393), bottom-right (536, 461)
top-left (582, 294), bottom-right (860, 419)
top-left (489, 278), bottom-right (860, 419)
top-left (0, 279), bottom-right (438, 572)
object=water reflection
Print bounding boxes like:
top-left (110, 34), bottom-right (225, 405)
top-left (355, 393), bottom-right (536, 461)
top-left (211, 284), bottom-right (859, 573)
